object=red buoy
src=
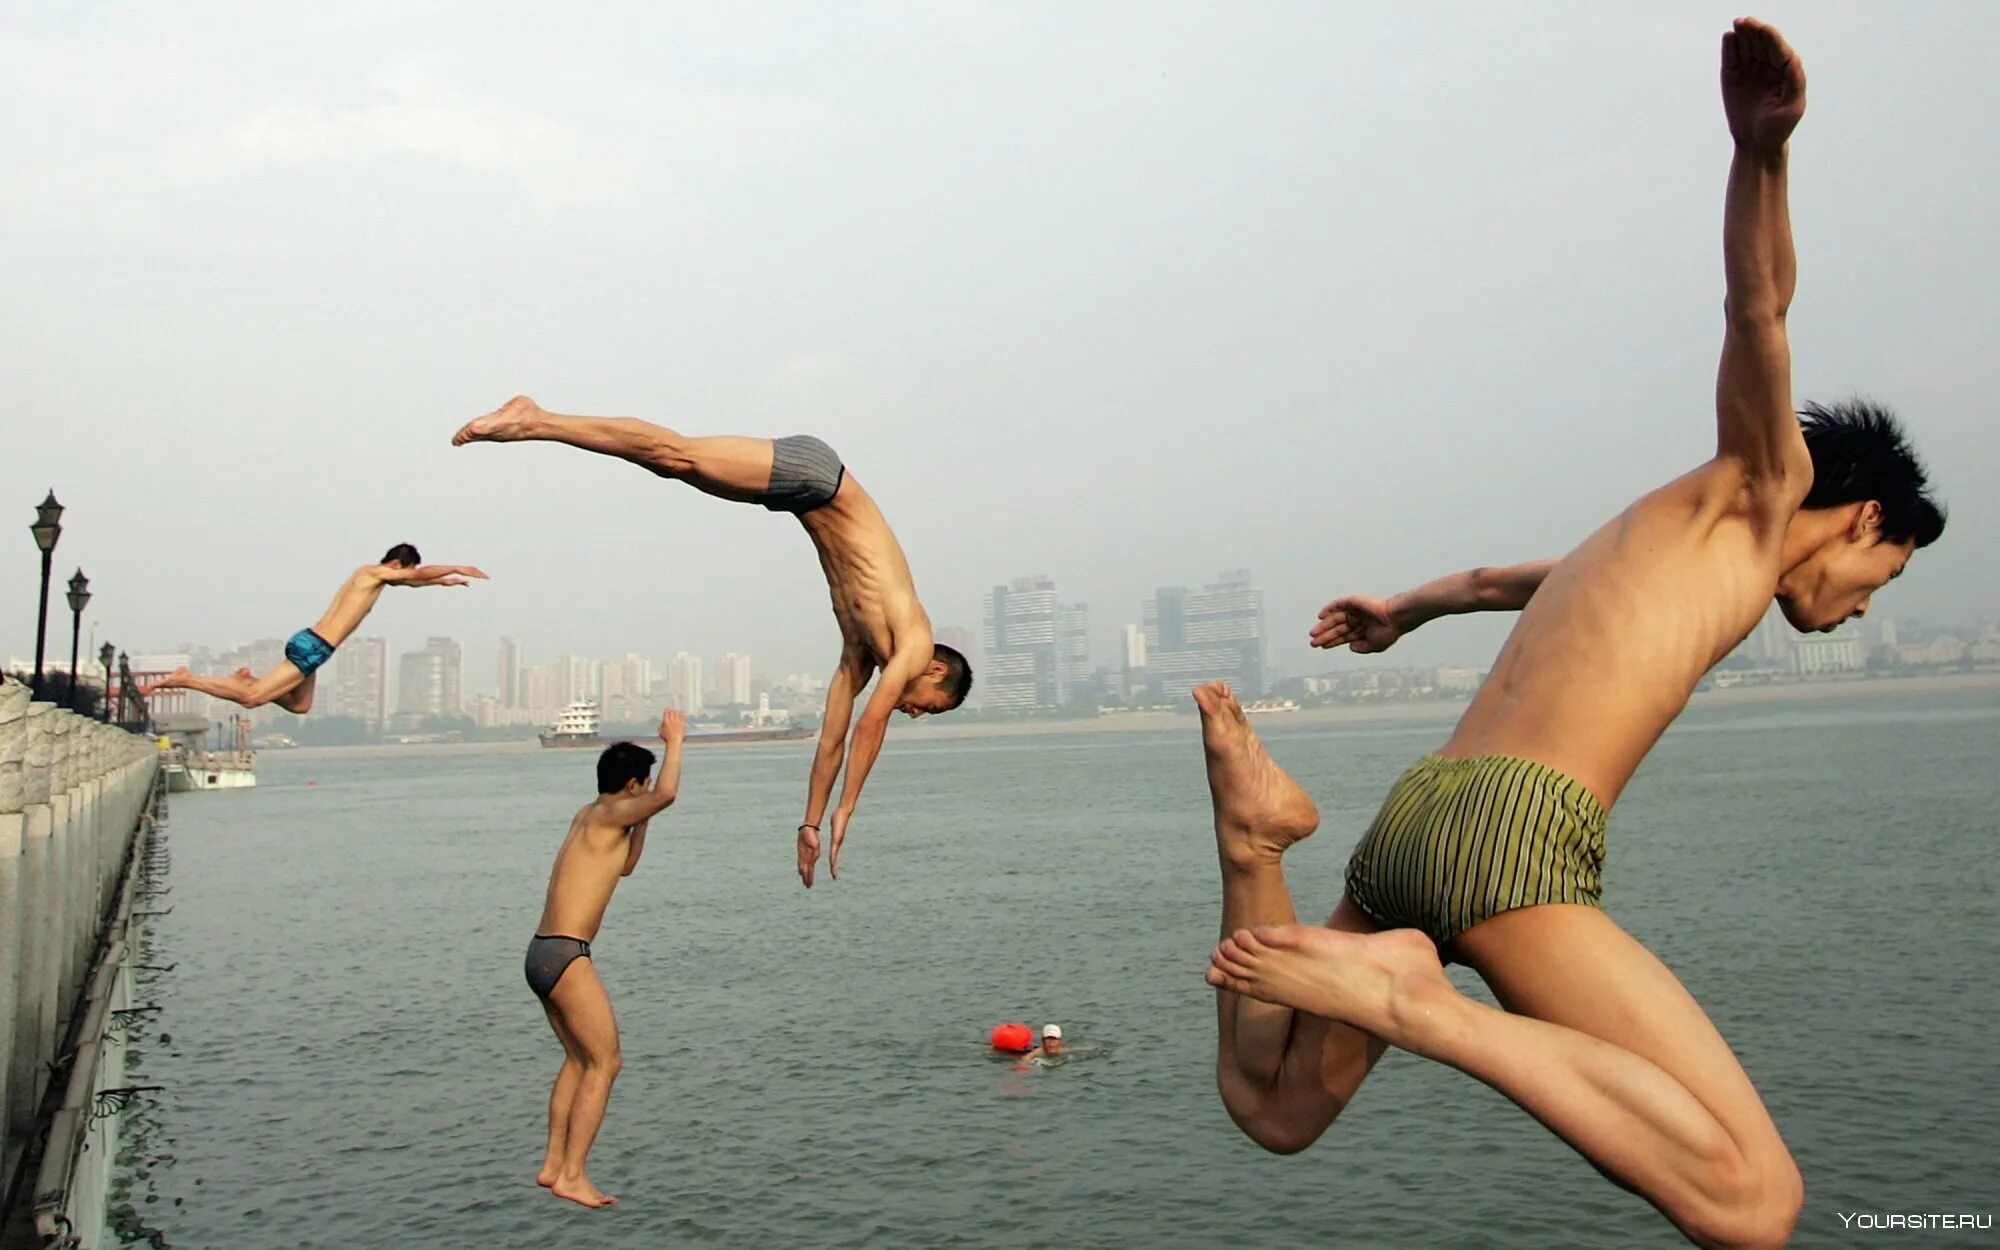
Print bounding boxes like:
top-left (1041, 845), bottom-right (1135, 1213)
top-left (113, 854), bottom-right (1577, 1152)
top-left (989, 1022), bottom-right (1034, 1053)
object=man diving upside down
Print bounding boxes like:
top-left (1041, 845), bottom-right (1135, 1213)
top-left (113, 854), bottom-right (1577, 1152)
top-left (139, 544), bottom-right (488, 713)
top-left (453, 397), bottom-right (973, 887)
top-left (1196, 20), bottom-right (1945, 1249)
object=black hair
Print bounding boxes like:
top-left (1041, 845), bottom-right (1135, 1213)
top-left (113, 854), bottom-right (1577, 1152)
top-left (933, 643), bottom-right (973, 710)
top-left (381, 542), bottom-right (423, 568)
top-left (596, 741), bottom-right (656, 794)
top-left (1798, 400), bottom-right (1946, 548)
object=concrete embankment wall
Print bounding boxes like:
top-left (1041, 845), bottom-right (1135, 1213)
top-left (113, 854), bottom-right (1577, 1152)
top-left (0, 680), bottom-right (159, 1236)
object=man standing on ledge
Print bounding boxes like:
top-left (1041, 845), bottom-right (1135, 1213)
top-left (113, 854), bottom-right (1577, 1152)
top-left (1195, 20), bottom-right (1946, 1248)
top-left (454, 397), bottom-right (973, 887)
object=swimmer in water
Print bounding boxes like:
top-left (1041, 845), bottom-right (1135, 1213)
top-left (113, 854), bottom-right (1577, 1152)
top-left (454, 398), bottom-right (973, 889)
top-left (138, 544), bottom-right (487, 712)
top-left (1200, 21), bottom-right (1946, 1248)
top-left (1021, 1024), bottom-right (1065, 1062)
top-left (524, 709), bottom-right (684, 1210)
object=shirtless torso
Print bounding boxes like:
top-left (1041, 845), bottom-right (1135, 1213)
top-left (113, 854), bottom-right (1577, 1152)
top-left (525, 711), bottom-right (683, 1210)
top-left (453, 397), bottom-right (971, 888)
top-left (139, 549), bottom-right (486, 713)
top-left (800, 477), bottom-right (933, 684)
top-left (1447, 463), bottom-right (1805, 810)
top-left (1195, 23), bottom-right (1938, 1247)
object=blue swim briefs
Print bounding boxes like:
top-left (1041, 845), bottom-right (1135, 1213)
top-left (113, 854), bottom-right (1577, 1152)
top-left (284, 627), bottom-right (336, 677)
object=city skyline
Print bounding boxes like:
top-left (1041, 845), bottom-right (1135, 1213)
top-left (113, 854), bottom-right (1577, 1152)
top-left (14, 596), bottom-right (1996, 731)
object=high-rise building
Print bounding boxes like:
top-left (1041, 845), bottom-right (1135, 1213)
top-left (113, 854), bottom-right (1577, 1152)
top-left (717, 652), bottom-right (753, 706)
top-left (1751, 606), bottom-right (1794, 666)
top-left (669, 652), bottom-right (704, 714)
top-left (622, 654), bottom-right (653, 703)
top-left (397, 651), bottom-right (440, 718)
top-left (1143, 570), bottom-right (1266, 699)
top-left (433, 637), bottom-right (463, 716)
top-left (397, 637), bottom-right (465, 719)
top-left (1121, 624), bottom-right (1148, 670)
top-left (601, 662), bottom-right (628, 702)
top-left (981, 576), bottom-right (1068, 709)
top-left (330, 636), bottom-right (390, 727)
top-left (1120, 623), bottom-right (1149, 700)
top-left (497, 637), bottom-right (523, 708)
top-left (523, 661), bottom-right (560, 713)
top-left (1058, 602), bottom-right (1092, 702)
top-left (559, 655), bottom-right (600, 706)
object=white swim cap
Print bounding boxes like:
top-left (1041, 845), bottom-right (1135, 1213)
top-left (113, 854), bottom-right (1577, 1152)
top-left (1043, 1024), bottom-right (1062, 1039)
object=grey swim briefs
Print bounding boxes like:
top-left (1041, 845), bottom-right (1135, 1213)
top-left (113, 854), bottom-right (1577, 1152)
top-left (762, 435), bottom-right (846, 513)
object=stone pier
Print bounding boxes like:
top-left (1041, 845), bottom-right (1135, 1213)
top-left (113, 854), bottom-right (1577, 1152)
top-left (0, 680), bottom-right (159, 1228)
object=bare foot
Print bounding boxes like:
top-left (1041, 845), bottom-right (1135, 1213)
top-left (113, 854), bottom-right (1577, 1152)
top-left (452, 395), bottom-right (544, 446)
top-left (139, 667), bottom-right (191, 696)
top-left (1206, 924), bottom-right (1452, 1046)
top-left (1194, 681), bottom-right (1319, 873)
top-left (550, 1174), bottom-right (618, 1209)
top-left (536, 1163), bottom-right (558, 1189)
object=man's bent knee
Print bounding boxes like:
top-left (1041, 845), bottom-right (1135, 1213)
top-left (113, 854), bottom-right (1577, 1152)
top-left (1683, 1149), bottom-right (1803, 1250)
top-left (1218, 1068), bottom-right (1340, 1156)
top-left (1224, 1100), bottom-right (1334, 1156)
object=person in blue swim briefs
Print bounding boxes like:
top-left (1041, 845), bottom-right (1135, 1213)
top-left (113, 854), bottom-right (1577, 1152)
top-left (139, 543), bottom-right (487, 713)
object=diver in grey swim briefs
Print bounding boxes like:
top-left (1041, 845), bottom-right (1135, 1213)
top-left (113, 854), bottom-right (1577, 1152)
top-left (453, 395), bottom-right (972, 889)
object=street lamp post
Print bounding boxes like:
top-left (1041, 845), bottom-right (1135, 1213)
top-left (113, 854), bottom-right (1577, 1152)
top-left (29, 490), bottom-right (64, 698)
top-left (117, 650), bottom-right (129, 727)
top-left (65, 569), bottom-right (91, 711)
top-left (99, 641), bottom-right (116, 723)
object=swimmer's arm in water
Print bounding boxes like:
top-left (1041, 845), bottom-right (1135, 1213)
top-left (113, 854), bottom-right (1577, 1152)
top-left (823, 648), bottom-right (926, 880)
top-left (799, 654), bottom-right (866, 887)
top-left (1310, 561), bottom-right (1557, 653)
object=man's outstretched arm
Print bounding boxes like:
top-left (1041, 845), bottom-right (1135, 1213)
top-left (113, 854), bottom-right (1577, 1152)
top-left (1312, 561), bottom-right (1556, 653)
top-left (622, 710), bottom-right (685, 876)
top-left (798, 657), bottom-right (864, 888)
top-left (1714, 18), bottom-right (1809, 499)
top-left (379, 563), bottom-right (490, 588)
top-left (824, 650), bottom-right (926, 880)
top-left (602, 709), bottom-right (684, 829)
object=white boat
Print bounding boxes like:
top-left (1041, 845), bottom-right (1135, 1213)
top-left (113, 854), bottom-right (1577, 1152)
top-left (167, 754), bottom-right (257, 790)
top-left (539, 698), bottom-right (810, 747)
top-left (539, 700), bottom-right (605, 748)
top-left (157, 714), bottom-right (257, 791)
top-left (1242, 699), bottom-right (1301, 715)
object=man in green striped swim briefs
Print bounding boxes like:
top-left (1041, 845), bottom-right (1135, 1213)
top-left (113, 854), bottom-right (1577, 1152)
top-left (1198, 20), bottom-right (1948, 1249)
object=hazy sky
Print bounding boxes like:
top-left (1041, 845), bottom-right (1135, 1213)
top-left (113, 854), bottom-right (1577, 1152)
top-left (7, 2), bottom-right (1994, 692)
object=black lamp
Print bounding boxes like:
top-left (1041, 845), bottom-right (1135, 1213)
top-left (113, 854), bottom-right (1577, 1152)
top-left (29, 490), bottom-right (63, 697)
top-left (65, 570), bottom-right (91, 711)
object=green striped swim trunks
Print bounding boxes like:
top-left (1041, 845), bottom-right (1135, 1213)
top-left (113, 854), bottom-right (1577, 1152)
top-left (1344, 754), bottom-right (1607, 948)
